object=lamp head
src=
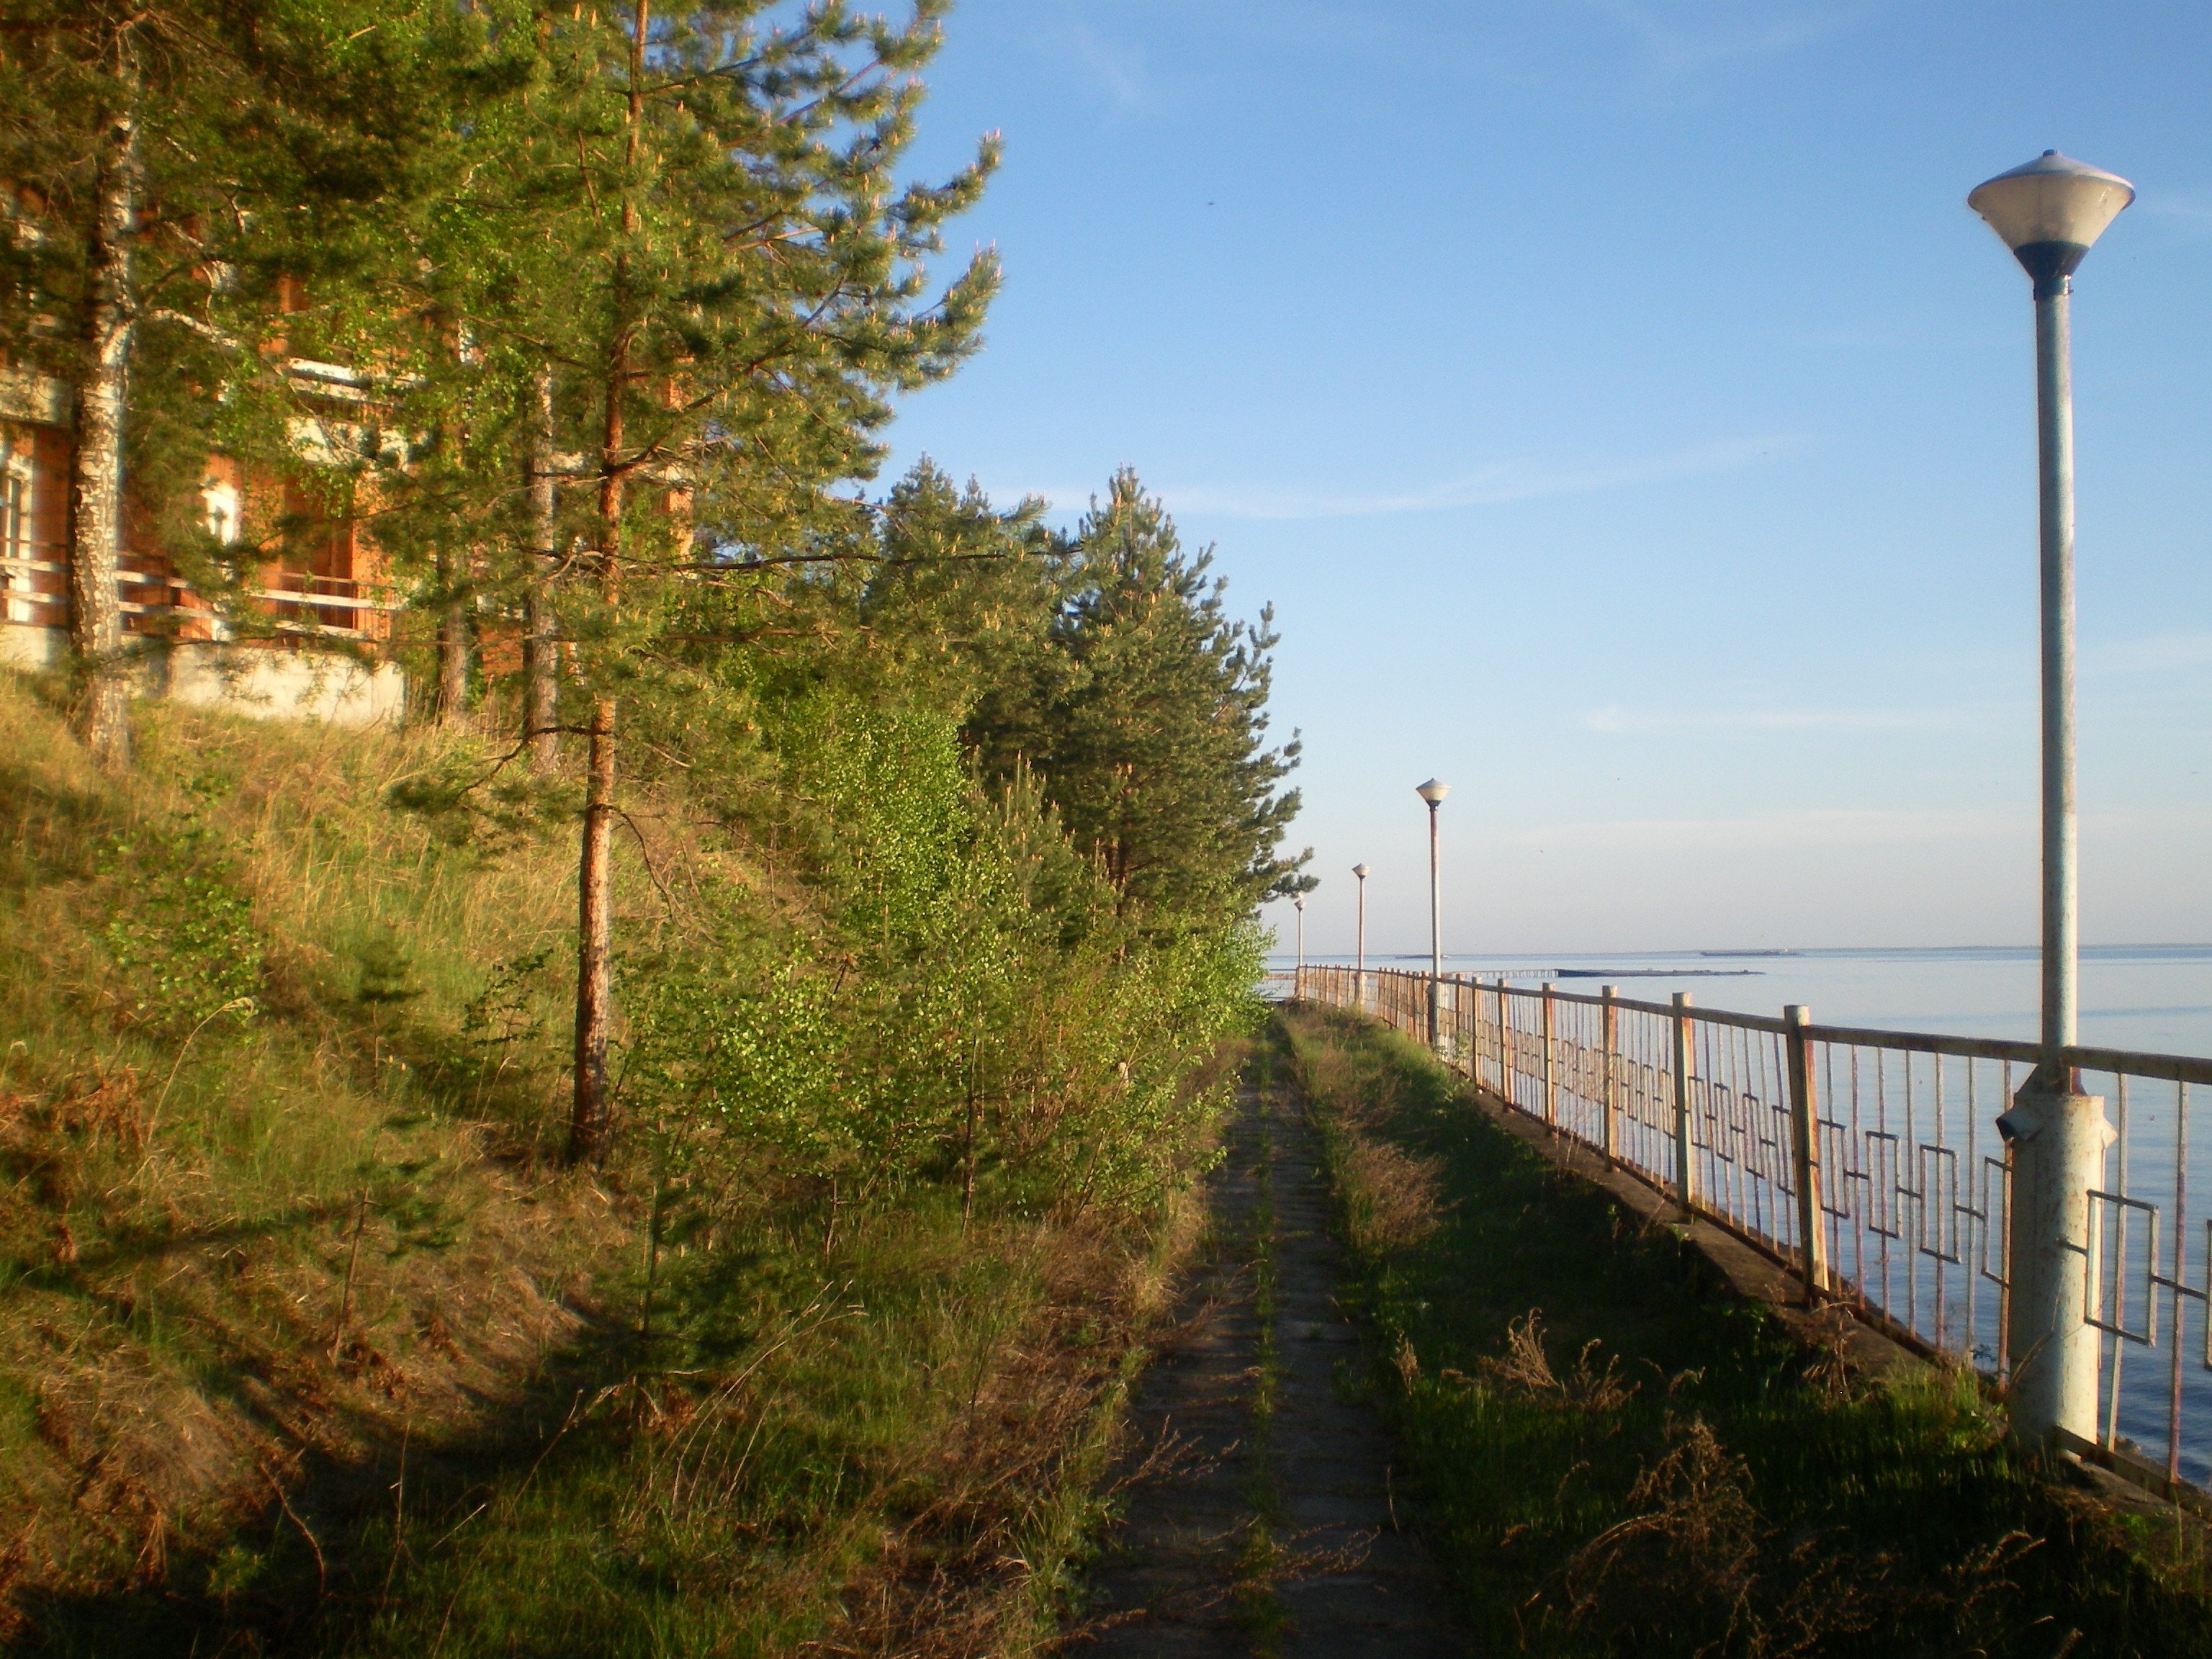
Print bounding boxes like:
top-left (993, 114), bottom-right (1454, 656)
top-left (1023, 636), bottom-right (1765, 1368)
top-left (1294, 895), bottom-right (1305, 912)
top-left (1969, 150), bottom-right (2134, 297)
top-left (1415, 778), bottom-right (1452, 806)
top-left (1352, 863), bottom-right (1370, 881)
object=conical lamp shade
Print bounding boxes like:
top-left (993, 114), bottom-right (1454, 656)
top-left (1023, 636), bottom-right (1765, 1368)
top-left (1969, 151), bottom-right (2134, 292)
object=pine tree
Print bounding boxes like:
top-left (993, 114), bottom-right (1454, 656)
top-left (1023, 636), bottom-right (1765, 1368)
top-left (374, 0), bottom-right (999, 1164)
top-left (974, 468), bottom-right (1311, 920)
top-left (855, 458), bottom-right (1065, 715)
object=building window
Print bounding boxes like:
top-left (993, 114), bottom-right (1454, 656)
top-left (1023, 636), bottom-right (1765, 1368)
top-left (202, 475), bottom-right (242, 547)
top-left (1, 429), bottom-right (34, 625)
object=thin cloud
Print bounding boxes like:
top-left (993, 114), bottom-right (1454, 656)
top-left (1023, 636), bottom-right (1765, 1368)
top-left (1064, 18), bottom-right (1148, 111)
top-left (1582, 705), bottom-right (1961, 735)
top-left (1137, 433), bottom-right (1802, 523)
top-left (1497, 807), bottom-right (2028, 855)
top-left (2094, 632), bottom-right (2212, 675)
top-left (2135, 189), bottom-right (2212, 240)
top-left (1492, 805), bottom-right (2203, 855)
top-left (1586, 0), bottom-right (1895, 80)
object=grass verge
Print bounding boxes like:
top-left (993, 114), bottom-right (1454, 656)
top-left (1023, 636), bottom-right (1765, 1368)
top-left (1285, 1003), bottom-right (2212, 1659)
top-left (0, 679), bottom-right (1226, 1655)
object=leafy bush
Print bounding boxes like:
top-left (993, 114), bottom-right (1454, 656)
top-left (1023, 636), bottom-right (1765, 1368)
top-left (627, 692), bottom-right (1259, 1222)
top-left (96, 818), bottom-right (263, 1037)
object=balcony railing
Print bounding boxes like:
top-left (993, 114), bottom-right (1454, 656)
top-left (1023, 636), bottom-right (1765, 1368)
top-left (0, 548), bottom-right (395, 642)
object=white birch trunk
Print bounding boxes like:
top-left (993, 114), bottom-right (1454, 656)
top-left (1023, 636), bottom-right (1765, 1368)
top-left (523, 364), bottom-right (559, 773)
top-left (68, 63), bottom-right (139, 771)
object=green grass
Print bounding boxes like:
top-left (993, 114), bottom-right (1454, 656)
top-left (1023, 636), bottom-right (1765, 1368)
top-left (0, 681), bottom-right (1195, 1655)
top-left (1285, 1005), bottom-right (2212, 1659)
top-left (14, 1193), bottom-right (1147, 1657)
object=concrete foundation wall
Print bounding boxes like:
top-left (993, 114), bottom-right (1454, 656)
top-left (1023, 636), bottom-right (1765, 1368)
top-left (1, 624), bottom-right (407, 729)
top-left (0, 621), bottom-right (62, 671)
top-left (163, 643), bottom-right (407, 729)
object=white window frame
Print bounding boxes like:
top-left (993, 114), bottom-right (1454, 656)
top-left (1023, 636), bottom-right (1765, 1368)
top-left (1, 428), bottom-right (35, 624)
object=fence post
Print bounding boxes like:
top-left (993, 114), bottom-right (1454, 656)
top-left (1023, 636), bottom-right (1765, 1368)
top-left (1541, 981), bottom-right (1557, 1129)
top-left (1671, 992), bottom-right (1696, 1210)
top-left (1492, 978), bottom-right (1509, 1101)
top-left (1455, 976), bottom-right (1471, 1076)
top-left (1600, 984), bottom-right (1619, 1164)
top-left (1450, 975), bottom-right (1465, 1071)
top-left (1783, 1004), bottom-right (1827, 1305)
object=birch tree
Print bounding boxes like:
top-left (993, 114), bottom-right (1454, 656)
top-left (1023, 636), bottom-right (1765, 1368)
top-left (0, 4), bottom-right (176, 769)
top-left (0, 0), bottom-right (489, 765)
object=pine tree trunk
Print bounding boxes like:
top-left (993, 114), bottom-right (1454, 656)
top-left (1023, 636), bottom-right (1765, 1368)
top-left (434, 542), bottom-right (470, 722)
top-left (68, 60), bottom-right (140, 774)
top-left (566, 0), bottom-right (647, 1167)
top-left (523, 364), bottom-right (559, 774)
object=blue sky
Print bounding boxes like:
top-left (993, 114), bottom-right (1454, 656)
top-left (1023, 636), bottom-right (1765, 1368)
top-left (881, 1), bottom-right (2212, 956)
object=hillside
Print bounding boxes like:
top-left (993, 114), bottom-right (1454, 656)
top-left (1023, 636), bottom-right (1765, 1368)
top-left (0, 677), bottom-right (1240, 1654)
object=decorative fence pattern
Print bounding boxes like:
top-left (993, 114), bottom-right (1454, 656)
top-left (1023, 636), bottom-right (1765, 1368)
top-left (1288, 964), bottom-right (2212, 1503)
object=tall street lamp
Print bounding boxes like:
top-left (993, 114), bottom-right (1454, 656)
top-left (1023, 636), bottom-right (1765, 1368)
top-left (1416, 780), bottom-right (1450, 1048)
top-left (1352, 863), bottom-right (1370, 1014)
top-left (1293, 893), bottom-right (1307, 1001)
top-left (1969, 148), bottom-right (2131, 1449)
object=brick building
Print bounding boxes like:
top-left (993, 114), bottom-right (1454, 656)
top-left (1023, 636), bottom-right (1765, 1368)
top-left (0, 359), bottom-right (406, 726)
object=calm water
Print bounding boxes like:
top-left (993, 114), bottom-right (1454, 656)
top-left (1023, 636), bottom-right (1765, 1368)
top-left (1273, 943), bottom-right (2212, 1061)
top-left (1274, 943), bottom-right (2212, 1483)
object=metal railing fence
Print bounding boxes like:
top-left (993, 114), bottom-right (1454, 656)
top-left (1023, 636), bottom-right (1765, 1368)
top-left (1290, 963), bottom-right (2212, 1501)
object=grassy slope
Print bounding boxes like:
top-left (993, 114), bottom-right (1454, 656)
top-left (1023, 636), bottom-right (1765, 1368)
top-left (0, 680), bottom-right (1196, 1655)
top-left (1282, 1006), bottom-right (2212, 1659)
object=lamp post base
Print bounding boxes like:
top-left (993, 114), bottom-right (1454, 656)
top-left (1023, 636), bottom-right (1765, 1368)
top-left (1999, 1085), bottom-right (2113, 1447)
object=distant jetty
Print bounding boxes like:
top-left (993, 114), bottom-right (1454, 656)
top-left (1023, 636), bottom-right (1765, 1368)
top-left (1555, 968), bottom-right (1762, 979)
top-left (1699, 950), bottom-right (1797, 958)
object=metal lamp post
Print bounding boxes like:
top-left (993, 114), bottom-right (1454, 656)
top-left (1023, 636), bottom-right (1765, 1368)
top-left (1969, 148), bottom-right (2132, 1449)
top-left (1293, 894), bottom-right (1306, 1001)
top-left (1352, 863), bottom-right (1370, 1014)
top-left (1416, 780), bottom-right (1451, 1048)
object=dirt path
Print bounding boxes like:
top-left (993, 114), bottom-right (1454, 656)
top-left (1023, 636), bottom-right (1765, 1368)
top-left (1073, 1074), bottom-right (1468, 1657)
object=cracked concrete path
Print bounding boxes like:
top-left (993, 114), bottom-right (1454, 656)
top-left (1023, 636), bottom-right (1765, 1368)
top-left (1072, 1074), bottom-right (1469, 1657)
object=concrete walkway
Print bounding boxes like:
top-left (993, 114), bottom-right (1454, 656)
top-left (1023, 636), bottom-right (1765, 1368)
top-left (1073, 1078), bottom-right (1469, 1657)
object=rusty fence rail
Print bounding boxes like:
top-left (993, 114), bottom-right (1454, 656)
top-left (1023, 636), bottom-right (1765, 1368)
top-left (1288, 963), bottom-right (2212, 1502)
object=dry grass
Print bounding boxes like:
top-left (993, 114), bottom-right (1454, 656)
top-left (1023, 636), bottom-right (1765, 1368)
top-left (816, 1222), bottom-right (1154, 1657)
top-left (1334, 1135), bottom-right (1444, 1256)
top-left (0, 677), bottom-right (1238, 1656)
top-left (0, 682), bottom-right (649, 1631)
top-left (1550, 1413), bottom-right (1761, 1642)
top-left (1460, 1310), bottom-right (1637, 1413)
top-left (1285, 1021), bottom-right (1440, 1256)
